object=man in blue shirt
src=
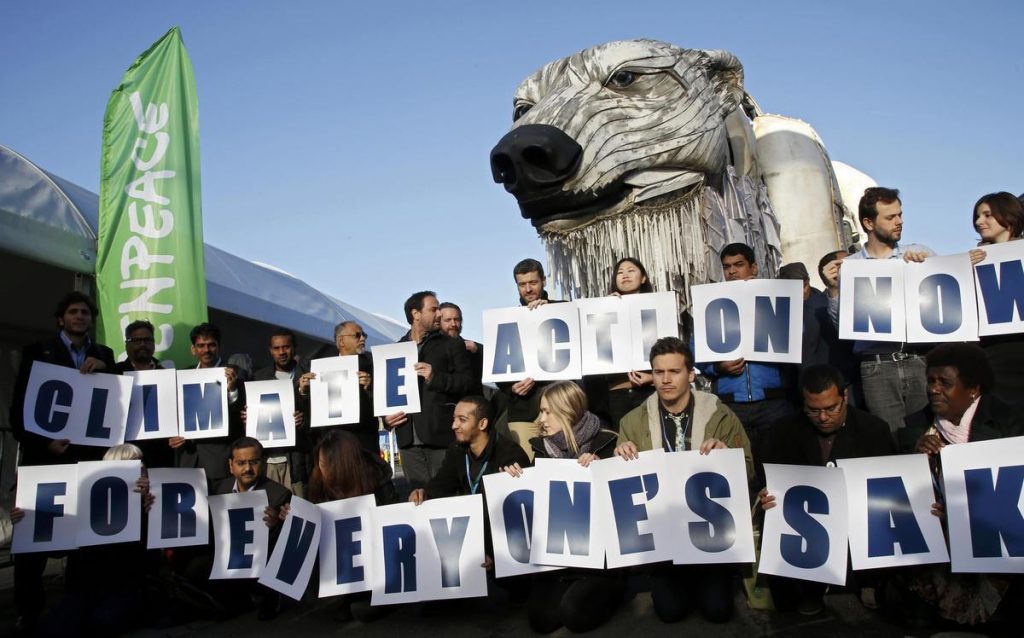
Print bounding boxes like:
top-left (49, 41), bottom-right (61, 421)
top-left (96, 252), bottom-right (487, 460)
top-left (824, 186), bottom-right (934, 432)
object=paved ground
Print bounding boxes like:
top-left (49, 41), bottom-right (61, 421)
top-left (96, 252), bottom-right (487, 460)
top-left (0, 550), bottom-right (1007, 638)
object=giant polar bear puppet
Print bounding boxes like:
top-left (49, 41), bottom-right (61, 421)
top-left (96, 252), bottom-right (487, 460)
top-left (490, 39), bottom-right (874, 315)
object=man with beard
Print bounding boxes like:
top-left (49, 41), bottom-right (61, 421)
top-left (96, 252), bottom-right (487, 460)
top-left (439, 301), bottom-right (483, 395)
top-left (9, 291), bottom-right (117, 632)
top-left (251, 328), bottom-right (311, 497)
top-left (384, 291), bottom-right (474, 489)
top-left (408, 395), bottom-right (528, 502)
top-left (824, 187), bottom-right (935, 432)
top-left (171, 322), bottom-right (246, 484)
top-left (113, 319), bottom-right (175, 468)
top-left (499, 258), bottom-right (561, 460)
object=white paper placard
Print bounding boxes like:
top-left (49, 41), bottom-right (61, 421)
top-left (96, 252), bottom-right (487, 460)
top-left (11, 464), bottom-right (80, 553)
top-left (941, 436), bottom-right (1024, 573)
top-left (125, 368), bottom-right (179, 441)
top-left (663, 447), bottom-right (756, 565)
top-left (370, 502), bottom-right (423, 605)
top-left (625, 292), bottom-right (680, 370)
top-left (481, 469), bottom-right (561, 578)
top-left (413, 495), bottom-right (488, 601)
top-left (759, 463), bottom-right (849, 586)
top-left (372, 342), bottom-right (421, 417)
top-left (76, 460), bottom-right (143, 547)
top-left (209, 490), bottom-right (270, 579)
top-left (838, 258), bottom-right (906, 342)
top-left (245, 379), bottom-right (296, 449)
top-left (176, 367), bottom-right (230, 440)
top-left (904, 253), bottom-right (979, 343)
top-left (482, 306), bottom-right (531, 384)
top-left (576, 297), bottom-right (633, 375)
top-left (529, 458), bottom-right (604, 569)
top-left (838, 454), bottom-right (949, 570)
top-left (973, 241), bottom-right (1024, 337)
top-left (310, 356), bottom-right (361, 427)
top-left (743, 279), bottom-right (803, 364)
top-left (692, 282), bottom-right (747, 364)
top-left (482, 302), bottom-right (583, 382)
top-left (22, 361), bottom-right (132, 447)
top-left (318, 494), bottom-right (377, 597)
top-left (591, 449), bottom-right (677, 567)
top-left (146, 468), bottom-right (209, 549)
top-left (259, 496), bottom-right (322, 600)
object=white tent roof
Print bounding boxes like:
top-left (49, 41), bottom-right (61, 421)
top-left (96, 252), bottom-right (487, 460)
top-left (0, 143), bottom-right (406, 346)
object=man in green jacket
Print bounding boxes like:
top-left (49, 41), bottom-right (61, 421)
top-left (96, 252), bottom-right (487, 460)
top-left (614, 336), bottom-right (751, 625)
top-left (615, 337), bottom-right (752, 477)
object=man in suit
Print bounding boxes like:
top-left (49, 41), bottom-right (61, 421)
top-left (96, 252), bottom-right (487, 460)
top-left (9, 291), bottom-right (117, 631)
top-left (170, 323), bottom-right (246, 485)
top-left (113, 319), bottom-right (175, 468)
top-left (384, 291), bottom-right (475, 489)
top-left (210, 437), bottom-right (291, 620)
top-left (757, 363), bottom-right (895, 615)
top-left (250, 328), bottom-right (310, 497)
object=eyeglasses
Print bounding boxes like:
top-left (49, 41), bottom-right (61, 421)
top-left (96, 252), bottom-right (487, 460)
top-left (126, 337), bottom-right (155, 344)
top-left (341, 332), bottom-right (366, 339)
top-left (804, 397), bottom-right (846, 418)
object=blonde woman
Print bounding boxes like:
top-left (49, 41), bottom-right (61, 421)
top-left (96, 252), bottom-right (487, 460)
top-left (503, 380), bottom-right (623, 634)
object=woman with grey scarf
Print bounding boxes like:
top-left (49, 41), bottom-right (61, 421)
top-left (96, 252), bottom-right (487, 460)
top-left (502, 380), bottom-right (623, 634)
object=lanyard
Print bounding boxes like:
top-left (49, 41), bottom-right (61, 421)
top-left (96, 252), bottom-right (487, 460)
top-left (465, 456), bottom-right (489, 495)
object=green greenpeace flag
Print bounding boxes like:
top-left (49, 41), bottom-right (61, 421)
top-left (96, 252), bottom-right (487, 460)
top-left (97, 27), bottom-right (207, 367)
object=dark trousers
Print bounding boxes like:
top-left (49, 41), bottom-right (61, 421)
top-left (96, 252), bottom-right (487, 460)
top-left (14, 552), bottom-right (51, 620)
top-left (767, 575), bottom-right (827, 612)
top-left (400, 445), bottom-right (447, 490)
top-left (728, 398), bottom-right (794, 489)
top-left (650, 563), bottom-right (735, 623)
top-left (527, 572), bottom-right (626, 633)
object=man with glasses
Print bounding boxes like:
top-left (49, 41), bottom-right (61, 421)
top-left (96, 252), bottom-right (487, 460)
top-left (114, 319), bottom-right (161, 372)
top-left (757, 363), bottom-right (894, 615)
top-left (302, 321), bottom-right (380, 455)
top-left (114, 320), bottom-right (175, 467)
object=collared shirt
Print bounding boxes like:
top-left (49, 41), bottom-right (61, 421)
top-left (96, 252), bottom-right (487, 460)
top-left (659, 394), bottom-right (695, 452)
top-left (59, 330), bottom-right (91, 369)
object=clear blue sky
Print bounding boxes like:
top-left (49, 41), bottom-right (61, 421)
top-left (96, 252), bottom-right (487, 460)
top-left (3, 1), bottom-right (1022, 341)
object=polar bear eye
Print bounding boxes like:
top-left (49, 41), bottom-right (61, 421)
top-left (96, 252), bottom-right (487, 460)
top-left (513, 103), bottom-right (533, 122)
top-left (607, 70), bottom-right (637, 89)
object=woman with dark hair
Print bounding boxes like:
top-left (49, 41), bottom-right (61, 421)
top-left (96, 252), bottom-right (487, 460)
top-left (585, 257), bottom-right (657, 428)
top-left (609, 257), bottom-right (654, 295)
top-left (967, 192), bottom-right (1024, 407)
top-left (307, 429), bottom-right (397, 505)
top-left (899, 343), bottom-right (1024, 627)
top-left (287, 429), bottom-right (397, 622)
top-left (504, 381), bottom-right (622, 634)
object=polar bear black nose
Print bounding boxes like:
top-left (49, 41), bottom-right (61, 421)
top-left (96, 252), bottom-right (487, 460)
top-left (490, 124), bottom-right (582, 196)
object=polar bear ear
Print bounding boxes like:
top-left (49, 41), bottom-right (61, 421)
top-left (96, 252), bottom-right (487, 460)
top-left (699, 49), bottom-right (744, 114)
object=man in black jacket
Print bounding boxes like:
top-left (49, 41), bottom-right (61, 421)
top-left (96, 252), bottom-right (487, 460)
top-left (9, 291), bottom-right (117, 631)
top-left (409, 395), bottom-right (529, 503)
top-left (384, 291), bottom-right (474, 489)
top-left (171, 323), bottom-right (246, 485)
top-left (113, 319), bottom-right (175, 469)
top-left (758, 364), bottom-right (895, 615)
top-left (250, 328), bottom-right (311, 497)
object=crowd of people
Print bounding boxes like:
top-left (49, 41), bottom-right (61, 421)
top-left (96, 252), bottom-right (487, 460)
top-left (6, 187), bottom-right (1024, 635)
